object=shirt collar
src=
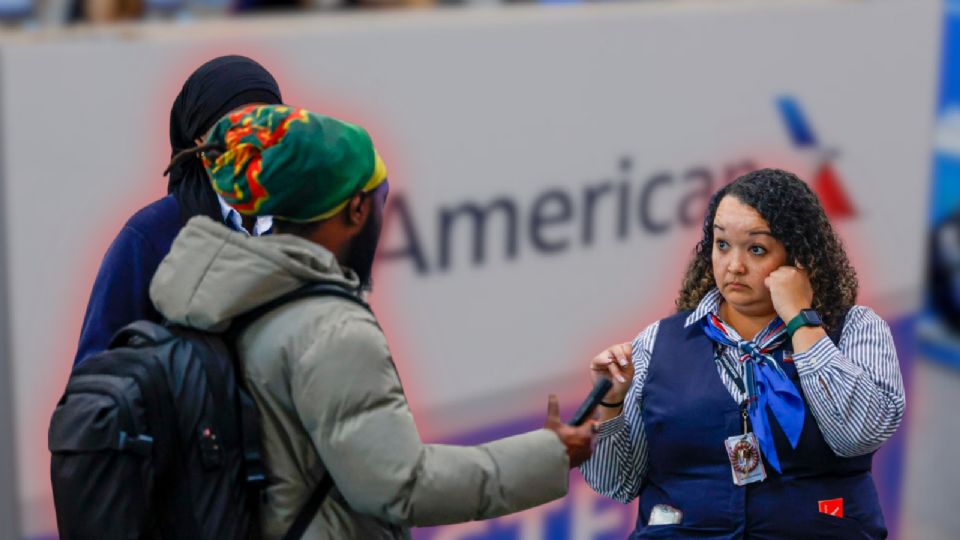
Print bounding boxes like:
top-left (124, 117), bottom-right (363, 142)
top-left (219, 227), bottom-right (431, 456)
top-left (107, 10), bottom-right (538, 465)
top-left (684, 287), bottom-right (723, 327)
top-left (217, 194), bottom-right (273, 236)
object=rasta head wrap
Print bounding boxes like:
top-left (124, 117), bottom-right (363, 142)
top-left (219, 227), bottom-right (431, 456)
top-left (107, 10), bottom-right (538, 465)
top-left (203, 104), bottom-right (387, 223)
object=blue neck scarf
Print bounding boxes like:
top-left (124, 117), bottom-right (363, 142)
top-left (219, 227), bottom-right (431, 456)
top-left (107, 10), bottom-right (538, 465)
top-left (701, 313), bottom-right (805, 473)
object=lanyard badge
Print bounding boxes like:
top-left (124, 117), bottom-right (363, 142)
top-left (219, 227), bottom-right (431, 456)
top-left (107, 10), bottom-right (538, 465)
top-left (724, 402), bottom-right (766, 486)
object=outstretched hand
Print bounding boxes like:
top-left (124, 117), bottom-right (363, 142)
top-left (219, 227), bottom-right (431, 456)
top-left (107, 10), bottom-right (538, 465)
top-left (543, 394), bottom-right (597, 469)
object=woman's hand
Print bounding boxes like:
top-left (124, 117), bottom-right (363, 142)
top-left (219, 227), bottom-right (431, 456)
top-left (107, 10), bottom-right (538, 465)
top-left (589, 342), bottom-right (635, 406)
top-left (764, 265), bottom-right (814, 323)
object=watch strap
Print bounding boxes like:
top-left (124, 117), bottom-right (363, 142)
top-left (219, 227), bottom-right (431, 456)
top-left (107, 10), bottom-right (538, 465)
top-left (786, 310), bottom-right (820, 337)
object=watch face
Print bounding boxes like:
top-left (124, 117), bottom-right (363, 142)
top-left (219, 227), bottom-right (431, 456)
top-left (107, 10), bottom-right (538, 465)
top-left (801, 309), bottom-right (822, 326)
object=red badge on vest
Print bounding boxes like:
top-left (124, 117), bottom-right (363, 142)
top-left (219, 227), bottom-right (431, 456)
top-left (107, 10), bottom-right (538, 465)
top-left (818, 498), bottom-right (844, 517)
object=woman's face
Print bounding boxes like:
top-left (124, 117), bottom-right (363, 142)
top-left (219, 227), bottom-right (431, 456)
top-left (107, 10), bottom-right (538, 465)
top-left (711, 195), bottom-right (788, 318)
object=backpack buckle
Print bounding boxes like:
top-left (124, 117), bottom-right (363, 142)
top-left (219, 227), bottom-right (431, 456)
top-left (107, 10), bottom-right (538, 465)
top-left (244, 450), bottom-right (267, 489)
top-left (118, 431), bottom-right (153, 457)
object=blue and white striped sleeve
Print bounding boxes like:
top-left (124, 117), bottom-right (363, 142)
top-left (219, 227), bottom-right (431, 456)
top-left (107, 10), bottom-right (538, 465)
top-left (792, 306), bottom-right (905, 457)
top-left (580, 321), bottom-right (660, 504)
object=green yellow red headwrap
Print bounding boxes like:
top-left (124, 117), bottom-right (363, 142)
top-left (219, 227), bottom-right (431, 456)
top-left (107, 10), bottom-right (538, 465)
top-left (203, 104), bottom-right (388, 223)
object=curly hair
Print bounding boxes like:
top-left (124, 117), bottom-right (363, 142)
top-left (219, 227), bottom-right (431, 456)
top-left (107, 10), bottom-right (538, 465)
top-left (676, 168), bottom-right (858, 336)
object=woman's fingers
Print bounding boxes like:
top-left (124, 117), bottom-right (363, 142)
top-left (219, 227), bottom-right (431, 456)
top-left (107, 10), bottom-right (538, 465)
top-left (590, 343), bottom-right (634, 396)
top-left (606, 361), bottom-right (626, 384)
top-left (617, 342), bottom-right (632, 367)
top-left (590, 353), bottom-right (623, 381)
top-left (609, 343), bottom-right (629, 367)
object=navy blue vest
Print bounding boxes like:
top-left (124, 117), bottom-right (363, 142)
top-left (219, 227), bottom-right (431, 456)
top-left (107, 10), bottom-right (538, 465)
top-left (632, 312), bottom-right (886, 539)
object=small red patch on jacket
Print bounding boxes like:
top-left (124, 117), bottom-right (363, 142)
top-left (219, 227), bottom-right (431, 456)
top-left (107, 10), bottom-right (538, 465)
top-left (818, 498), bottom-right (844, 518)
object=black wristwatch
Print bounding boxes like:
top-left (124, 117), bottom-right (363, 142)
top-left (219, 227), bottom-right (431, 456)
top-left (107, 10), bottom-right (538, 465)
top-left (786, 309), bottom-right (822, 337)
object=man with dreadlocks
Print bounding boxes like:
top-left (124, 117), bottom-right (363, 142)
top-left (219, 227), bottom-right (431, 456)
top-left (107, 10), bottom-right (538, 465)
top-left (74, 55), bottom-right (280, 366)
top-left (149, 104), bottom-right (597, 539)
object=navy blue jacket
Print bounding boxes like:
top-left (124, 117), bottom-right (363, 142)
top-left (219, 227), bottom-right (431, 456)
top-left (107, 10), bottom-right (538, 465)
top-left (73, 196), bottom-right (182, 365)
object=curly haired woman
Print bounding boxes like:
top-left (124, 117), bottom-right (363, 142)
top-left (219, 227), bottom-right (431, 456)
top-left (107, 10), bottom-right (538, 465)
top-left (581, 168), bottom-right (904, 539)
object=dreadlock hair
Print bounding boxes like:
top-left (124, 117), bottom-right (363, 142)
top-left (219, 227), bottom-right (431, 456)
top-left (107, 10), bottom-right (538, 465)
top-left (163, 143), bottom-right (226, 178)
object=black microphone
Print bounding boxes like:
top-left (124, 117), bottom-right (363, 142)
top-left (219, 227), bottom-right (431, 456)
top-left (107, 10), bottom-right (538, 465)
top-left (568, 378), bottom-right (613, 426)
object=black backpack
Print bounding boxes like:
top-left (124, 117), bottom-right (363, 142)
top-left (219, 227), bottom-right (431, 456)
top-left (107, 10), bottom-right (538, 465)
top-left (48, 282), bottom-right (368, 540)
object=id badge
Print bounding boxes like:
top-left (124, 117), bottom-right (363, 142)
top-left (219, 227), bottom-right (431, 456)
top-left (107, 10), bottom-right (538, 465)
top-left (724, 432), bottom-right (766, 486)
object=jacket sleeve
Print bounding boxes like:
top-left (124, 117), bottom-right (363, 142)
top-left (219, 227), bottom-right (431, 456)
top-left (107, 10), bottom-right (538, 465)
top-left (288, 312), bottom-right (569, 527)
top-left (579, 320), bottom-right (658, 504)
top-left (73, 225), bottom-right (163, 365)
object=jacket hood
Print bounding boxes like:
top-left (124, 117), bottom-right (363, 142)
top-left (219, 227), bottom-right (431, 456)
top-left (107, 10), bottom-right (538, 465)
top-left (150, 216), bottom-right (360, 331)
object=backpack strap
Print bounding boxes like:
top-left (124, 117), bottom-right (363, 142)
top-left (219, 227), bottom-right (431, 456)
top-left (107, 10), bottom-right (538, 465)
top-left (227, 280), bottom-right (369, 538)
top-left (229, 280), bottom-right (371, 337)
top-left (281, 474), bottom-right (335, 540)
top-left (108, 320), bottom-right (175, 349)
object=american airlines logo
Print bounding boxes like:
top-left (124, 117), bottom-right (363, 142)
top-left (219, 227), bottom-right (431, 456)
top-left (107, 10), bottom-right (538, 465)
top-left (379, 97), bottom-right (854, 275)
top-left (776, 96), bottom-right (857, 219)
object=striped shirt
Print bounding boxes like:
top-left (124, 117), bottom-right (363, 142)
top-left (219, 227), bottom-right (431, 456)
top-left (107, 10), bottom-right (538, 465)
top-left (580, 288), bottom-right (905, 504)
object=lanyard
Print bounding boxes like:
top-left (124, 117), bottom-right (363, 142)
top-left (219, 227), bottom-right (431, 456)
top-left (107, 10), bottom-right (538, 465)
top-left (714, 343), bottom-right (746, 394)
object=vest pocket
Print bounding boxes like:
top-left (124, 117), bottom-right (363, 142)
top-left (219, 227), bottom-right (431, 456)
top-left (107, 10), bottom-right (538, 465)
top-left (809, 511), bottom-right (873, 539)
top-left (634, 524), bottom-right (732, 538)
